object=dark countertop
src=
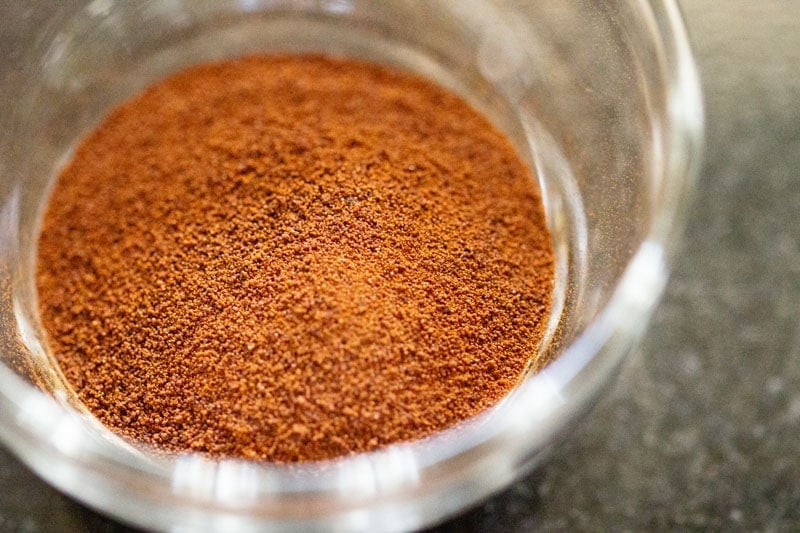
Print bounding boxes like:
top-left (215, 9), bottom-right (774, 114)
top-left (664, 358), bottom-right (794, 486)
top-left (2, 1), bottom-right (799, 530)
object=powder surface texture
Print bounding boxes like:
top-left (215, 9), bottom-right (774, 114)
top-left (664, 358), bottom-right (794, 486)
top-left (36, 55), bottom-right (554, 462)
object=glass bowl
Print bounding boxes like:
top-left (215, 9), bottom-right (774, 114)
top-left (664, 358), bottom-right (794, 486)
top-left (0, 1), bottom-right (702, 531)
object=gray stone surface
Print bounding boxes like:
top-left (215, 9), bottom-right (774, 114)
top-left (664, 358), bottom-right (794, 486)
top-left (2, 1), bottom-right (799, 531)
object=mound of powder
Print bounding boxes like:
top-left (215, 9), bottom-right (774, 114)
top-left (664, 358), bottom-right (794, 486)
top-left (36, 55), bottom-right (554, 462)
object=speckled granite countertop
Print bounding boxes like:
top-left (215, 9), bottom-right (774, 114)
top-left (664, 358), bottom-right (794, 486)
top-left (2, 1), bottom-right (799, 531)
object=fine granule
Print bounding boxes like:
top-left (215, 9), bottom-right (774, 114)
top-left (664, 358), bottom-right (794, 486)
top-left (36, 55), bottom-right (554, 462)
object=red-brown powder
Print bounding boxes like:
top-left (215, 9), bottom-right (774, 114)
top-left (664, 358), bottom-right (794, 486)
top-left (36, 55), bottom-right (554, 462)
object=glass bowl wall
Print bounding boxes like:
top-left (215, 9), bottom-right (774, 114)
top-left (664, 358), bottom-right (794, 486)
top-left (0, 1), bottom-right (701, 531)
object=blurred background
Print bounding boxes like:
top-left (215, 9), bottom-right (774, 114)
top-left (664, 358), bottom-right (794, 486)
top-left (2, 0), bottom-right (799, 530)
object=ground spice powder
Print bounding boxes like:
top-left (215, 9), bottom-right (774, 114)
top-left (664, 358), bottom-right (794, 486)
top-left (36, 55), bottom-right (554, 462)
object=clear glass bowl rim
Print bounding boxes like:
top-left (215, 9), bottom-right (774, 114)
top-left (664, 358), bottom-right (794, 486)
top-left (0, 1), bottom-right (703, 530)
